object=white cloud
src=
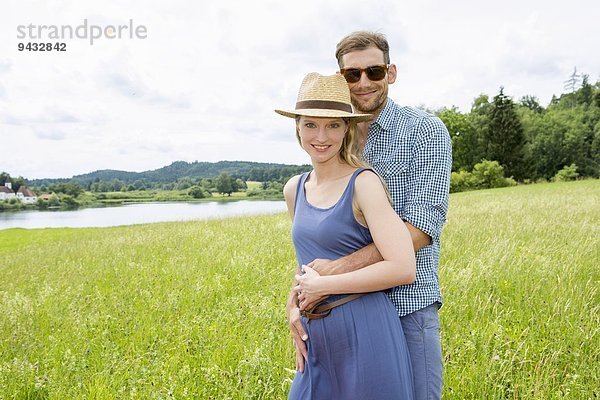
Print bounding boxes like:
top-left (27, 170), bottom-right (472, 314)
top-left (1, 0), bottom-right (598, 179)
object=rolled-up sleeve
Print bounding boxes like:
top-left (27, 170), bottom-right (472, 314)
top-left (402, 116), bottom-right (452, 243)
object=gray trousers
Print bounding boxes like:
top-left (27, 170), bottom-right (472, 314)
top-left (400, 303), bottom-right (443, 400)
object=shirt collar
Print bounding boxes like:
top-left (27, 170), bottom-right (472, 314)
top-left (370, 98), bottom-right (396, 133)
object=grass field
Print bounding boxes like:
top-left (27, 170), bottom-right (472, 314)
top-left (0, 180), bottom-right (598, 399)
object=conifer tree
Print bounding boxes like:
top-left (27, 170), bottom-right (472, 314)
top-left (485, 87), bottom-right (527, 180)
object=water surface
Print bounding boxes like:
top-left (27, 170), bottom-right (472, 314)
top-left (0, 201), bottom-right (287, 230)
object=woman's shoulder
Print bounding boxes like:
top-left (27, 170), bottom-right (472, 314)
top-left (283, 174), bottom-right (303, 201)
top-left (353, 168), bottom-right (388, 202)
top-left (354, 168), bottom-right (382, 187)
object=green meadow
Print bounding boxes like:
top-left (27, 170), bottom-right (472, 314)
top-left (1, 180), bottom-right (598, 399)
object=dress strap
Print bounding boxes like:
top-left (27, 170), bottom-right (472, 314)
top-left (341, 167), bottom-right (376, 203)
top-left (293, 171), bottom-right (311, 215)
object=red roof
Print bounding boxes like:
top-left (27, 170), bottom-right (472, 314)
top-left (0, 186), bottom-right (13, 194)
top-left (17, 187), bottom-right (36, 197)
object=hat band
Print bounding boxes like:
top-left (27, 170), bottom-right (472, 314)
top-left (295, 100), bottom-right (352, 113)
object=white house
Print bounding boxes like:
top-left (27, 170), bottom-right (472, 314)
top-left (0, 182), bottom-right (16, 201)
top-left (0, 183), bottom-right (38, 204)
top-left (16, 186), bottom-right (38, 204)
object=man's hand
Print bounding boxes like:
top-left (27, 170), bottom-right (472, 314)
top-left (294, 337), bottom-right (306, 372)
top-left (305, 258), bottom-right (337, 275)
top-left (287, 292), bottom-right (308, 373)
top-left (307, 244), bottom-right (382, 277)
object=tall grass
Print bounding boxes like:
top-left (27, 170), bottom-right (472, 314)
top-left (0, 180), bottom-right (598, 399)
top-left (440, 180), bottom-right (599, 398)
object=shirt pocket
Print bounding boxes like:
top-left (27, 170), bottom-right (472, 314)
top-left (370, 157), bottom-right (410, 179)
top-left (370, 158), bottom-right (410, 213)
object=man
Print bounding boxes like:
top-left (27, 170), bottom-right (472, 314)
top-left (287, 31), bottom-right (452, 399)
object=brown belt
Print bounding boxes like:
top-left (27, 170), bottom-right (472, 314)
top-left (300, 293), bottom-right (365, 320)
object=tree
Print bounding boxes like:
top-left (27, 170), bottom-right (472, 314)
top-left (48, 182), bottom-right (83, 197)
top-left (215, 172), bottom-right (233, 196)
top-left (200, 178), bottom-right (213, 192)
top-left (518, 104), bottom-right (546, 180)
top-left (249, 167), bottom-right (266, 182)
top-left (0, 172), bottom-right (10, 186)
top-left (563, 67), bottom-right (581, 95)
top-left (578, 75), bottom-right (593, 105)
top-left (468, 94), bottom-right (493, 165)
top-left (437, 107), bottom-right (483, 172)
top-left (132, 180), bottom-right (146, 190)
top-left (485, 87), bottom-right (527, 180)
top-left (175, 177), bottom-right (193, 190)
top-left (520, 95), bottom-right (544, 113)
top-left (110, 179), bottom-right (125, 192)
top-left (235, 178), bottom-right (247, 191)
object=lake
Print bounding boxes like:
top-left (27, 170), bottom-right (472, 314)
top-left (0, 200), bottom-right (287, 230)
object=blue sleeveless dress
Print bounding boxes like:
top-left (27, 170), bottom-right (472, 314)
top-left (288, 168), bottom-right (414, 400)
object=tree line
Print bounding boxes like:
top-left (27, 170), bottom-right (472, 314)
top-left (3, 73), bottom-right (598, 202)
top-left (28, 161), bottom-right (313, 189)
top-left (438, 74), bottom-right (599, 191)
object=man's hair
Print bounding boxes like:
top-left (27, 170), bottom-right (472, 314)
top-left (335, 31), bottom-right (390, 68)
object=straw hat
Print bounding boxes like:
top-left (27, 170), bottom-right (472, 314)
top-left (275, 72), bottom-right (372, 122)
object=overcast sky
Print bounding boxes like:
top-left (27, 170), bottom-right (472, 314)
top-left (2, 0), bottom-right (598, 179)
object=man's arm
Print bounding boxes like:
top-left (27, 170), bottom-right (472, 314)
top-left (309, 221), bottom-right (430, 277)
top-left (402, 116), bottom-right (452, 245)
top-left (300, 221), bottom-right (429, 311)
top-left (405, 221), bottom-right (431, 251)
top-left (308, 242), bottom-right (381, 276)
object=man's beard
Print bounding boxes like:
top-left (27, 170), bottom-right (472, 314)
top-left (351, 90), bottom-right (387, 114)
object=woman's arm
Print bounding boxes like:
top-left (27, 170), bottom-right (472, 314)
top-left (283, 174), bottom-right (309, 372)
top-left (283, 174), bottom-right (301, 220)
top-left (295, 170), bottom-right (416, 299)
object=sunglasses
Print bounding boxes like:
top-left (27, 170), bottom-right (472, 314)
top-left (339, 64), bottom-right (389, 83)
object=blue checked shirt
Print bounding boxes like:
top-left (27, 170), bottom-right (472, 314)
top-left (363, 98), bottom-right (452, 317)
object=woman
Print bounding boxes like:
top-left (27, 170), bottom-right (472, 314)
top-left (276, 72), bottom-right (416, 399)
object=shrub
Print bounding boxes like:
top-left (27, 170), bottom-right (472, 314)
top-left (189, 186), bottom-right (206, 199)
top-left (246, 188), bottom-right (282, 198)
top-left (451, 160), bottom-right (516, 193)
top-left (48, 194), bottom-right (61, 207)
top-left (471, 160), bottom-right (513, 189)
top-left (246, 188), bottom-right (262, 197)
top-left (553, 163), bottom-right (579, 182)
top-left (36, 198), bottom-right (49, 210)
top-left (60, 194), bottom-right (79, 207)
top-left (450, 170), bottom-right (474, 193)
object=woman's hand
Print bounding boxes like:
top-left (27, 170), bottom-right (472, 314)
top-left (294, 265), bottom-right (328, 310)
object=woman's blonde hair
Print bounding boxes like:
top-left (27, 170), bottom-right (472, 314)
top-left (340, 119), bottom-right (368, 168)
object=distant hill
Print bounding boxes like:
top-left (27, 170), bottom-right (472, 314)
top-left (29, 160), bottom-right (312, 187)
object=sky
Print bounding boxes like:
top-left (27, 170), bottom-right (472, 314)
top-left (1, 0), bottom-right (599, 180)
